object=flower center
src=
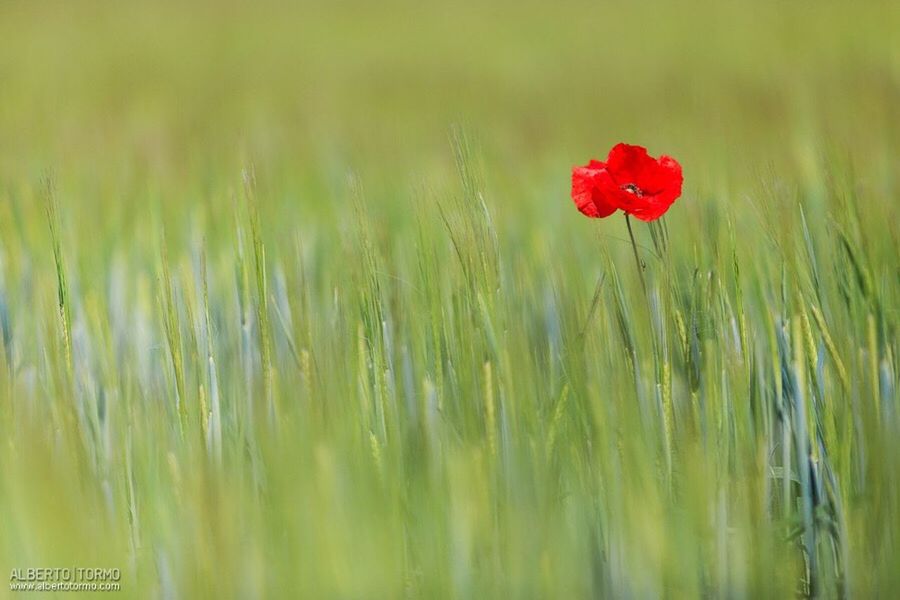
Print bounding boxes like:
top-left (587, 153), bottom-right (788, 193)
top-left (621, 183), bottom-right (644, 197)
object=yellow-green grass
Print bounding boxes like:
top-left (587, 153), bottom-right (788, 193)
top-left (1, 0), bottom-right (898, 597)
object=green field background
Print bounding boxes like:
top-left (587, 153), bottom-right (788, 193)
top-left (0, 0), bottom-right (898, 597)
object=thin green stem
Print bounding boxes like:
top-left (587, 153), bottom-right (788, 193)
top-left (625, 213), bottom-right (648, 298)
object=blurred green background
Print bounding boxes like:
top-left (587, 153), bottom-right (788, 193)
top-left (2, 0), bottom-right (897, 193)
top-left (0, 0), bottom-right (898, 598)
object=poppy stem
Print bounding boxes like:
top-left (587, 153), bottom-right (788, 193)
top-left (625, 213), bottom-right (648, 297)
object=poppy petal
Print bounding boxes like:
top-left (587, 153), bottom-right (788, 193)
top-left (572, 163), bottom-right (618, 218)
top-left (625, 155), bottom-right (683, 221)
top-left (605, 143), bottom-right (657, 186)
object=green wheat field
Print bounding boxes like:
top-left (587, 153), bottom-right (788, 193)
top-left (1, 1), bottom-right (898, 597)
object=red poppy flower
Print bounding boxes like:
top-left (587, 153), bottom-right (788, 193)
top-left (571, 143), bottom-right (683, 221)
